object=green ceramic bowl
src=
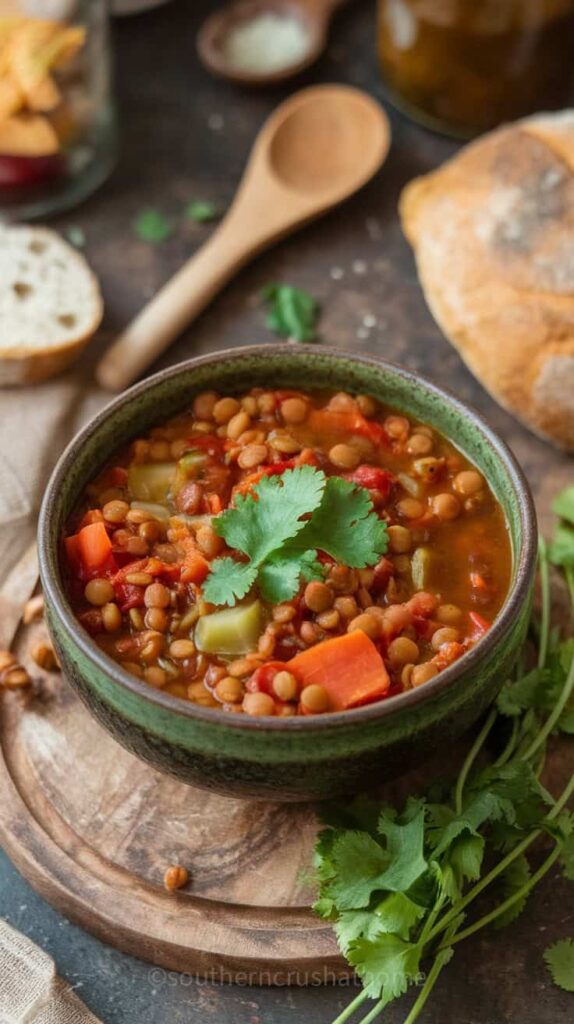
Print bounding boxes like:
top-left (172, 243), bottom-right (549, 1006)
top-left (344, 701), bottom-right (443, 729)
top-left (38, 346), bottom-right (537, 801)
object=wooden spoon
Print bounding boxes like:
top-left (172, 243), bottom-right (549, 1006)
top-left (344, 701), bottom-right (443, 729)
top-left (96, 84), bottom-right (390, 392)
top-left (197, 0), bottom-right (350, 87)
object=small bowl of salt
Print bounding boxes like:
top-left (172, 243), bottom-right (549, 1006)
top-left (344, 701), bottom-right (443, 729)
top-left (197, 0), bottom-right (347, 86)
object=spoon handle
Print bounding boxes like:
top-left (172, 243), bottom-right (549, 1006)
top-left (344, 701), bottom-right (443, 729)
top-left (96, 163), bottom-right (295, 392)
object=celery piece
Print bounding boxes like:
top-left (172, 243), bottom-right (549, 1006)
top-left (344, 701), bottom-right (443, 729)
top-left (130, 501), bottom-right (170, 521)
top-left (194, 600), bottom-right (262, 657)
top-left (127, 463), bottom-right (176, 502)
top-left (411, 547), bottom-right (433, 590)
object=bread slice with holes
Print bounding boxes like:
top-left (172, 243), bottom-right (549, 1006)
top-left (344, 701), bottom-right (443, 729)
top-left (0, 224), bottom-right (103, 386)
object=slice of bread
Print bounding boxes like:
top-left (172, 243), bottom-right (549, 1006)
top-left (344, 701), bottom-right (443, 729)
top-left (400, 111), bottom-right (574, 452)
top-left (0, 224), bottom-right (103, 386)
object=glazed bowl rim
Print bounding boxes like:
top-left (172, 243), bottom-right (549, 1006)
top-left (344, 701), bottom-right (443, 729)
top-left (38, 344), bottom-right (537, 733)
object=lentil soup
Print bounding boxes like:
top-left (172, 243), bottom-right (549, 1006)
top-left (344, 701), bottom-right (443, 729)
top-left (62, 388), bottom-right (512, 717)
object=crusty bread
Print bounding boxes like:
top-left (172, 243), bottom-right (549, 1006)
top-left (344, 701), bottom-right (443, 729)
top-left (400, 111), bottom-right (574, 452)
top-left (0, 224), bottom-right (103, 386)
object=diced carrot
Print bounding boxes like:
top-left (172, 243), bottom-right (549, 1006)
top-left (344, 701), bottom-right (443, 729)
top-left (288, 630), bottom-right (390, 711)
top-left (470, 572), bottom-right (489, 593)
top-left (67, 521), bottom-right (113, 576)
top-left (208, 493), bottom-right (223, 515)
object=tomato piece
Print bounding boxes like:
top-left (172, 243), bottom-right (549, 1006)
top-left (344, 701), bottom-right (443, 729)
top-left (114, 582), bottom-right (146, 611)
top-left (246, 661), bottom-right (287, 695)
top-left (469, 612), bottom-right (491, 640)
top-left (185, 434), bottom-right (225, 456)
top-left (345, 465), bottom-right (394, 499)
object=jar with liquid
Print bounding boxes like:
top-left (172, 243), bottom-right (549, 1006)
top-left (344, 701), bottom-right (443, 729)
top-left (0, 0), bottom-right (117, 219)
top-left (377, 0), bottom-right (574, 137)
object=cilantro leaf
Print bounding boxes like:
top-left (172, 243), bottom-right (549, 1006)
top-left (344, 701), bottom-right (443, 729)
top-left (262, 284), bottom-right (319, 342)
top-left (376, 801), bottom-right (428, 893)
top-left (133, 208), bottom-right (172, 243)
top-left (292, 477), bottom-right (388, 567)
top-left (374, 892), bottom-right (426, 941)
top-left (324, 831), bottom-right (389, 910)
top-left (319, 794), bottom-right (383, 838)
top-left (214, 465), bottom-right (325, 565)
top-left (544, 939), bottom-right (574, 992)
top-left (549, 524), bottom-right (574, 567)
top-left (348, 934), bottom-right (422, 1002)
top-left (493, 854), bottom-right (531, 929)
top-left (186, 200), bottom-right (219, 223)
top-left (335, 910), bottom-right (386, 955)
top-left (553, 487), bottom-right (574, 525)
top-left (257, 549), bottom-right (324, 603)
top-left (202, 558), bottom-right (257, 606)
top-left (449, 834), bottom-right (485, 885)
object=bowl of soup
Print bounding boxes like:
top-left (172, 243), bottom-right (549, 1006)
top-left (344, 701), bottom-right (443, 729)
top-left (38, 346), bottom-right (536, 800)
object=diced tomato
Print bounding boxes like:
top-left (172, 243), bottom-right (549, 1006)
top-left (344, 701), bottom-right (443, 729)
top-left (78, 608), bottom-right (104, 635)
top-left (306, 408), bottom-right (390, 450)
top-left (208, 493), bottom-right (223, 515)
top-left (317, 550), bottom-right (336, 566)
top-left (344, 465), bottom-right (394, 499)
top-left (288, 631), bottom-right (390, 711)
top-left (432, 641), bottom-right (466, 672)
top-left (469, 612), bottom-right (491, 640)
top-left (406, 592), bottom-right (438, 618)
top-left (181, 550), bottom-right (210, 585)
top-left (185, 434), bottom-right (225, 457)
top-left (114, 582), bottom-right (146, 611)
top-left (108, 467), bottom-right (128, 487)
top-left (246, 661), bottom-right (287, 695)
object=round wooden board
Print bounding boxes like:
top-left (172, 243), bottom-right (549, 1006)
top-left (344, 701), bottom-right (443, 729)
top-left (0, 606), bottom-right (349, 985)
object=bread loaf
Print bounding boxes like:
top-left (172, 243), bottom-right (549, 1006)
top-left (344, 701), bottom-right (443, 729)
top-left (400, 111), bottom-right (574, 451)
top-left (0, 224), bottom-right (103, 386)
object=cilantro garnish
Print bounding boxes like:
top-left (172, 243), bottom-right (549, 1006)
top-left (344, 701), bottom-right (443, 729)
top-left (133, 208), bottom-right (173, 244)
top-left (186, 200), bottom-right (219, 223)
top-left (311, 485), bottom-right (574, 1024)
top-left (262, 284), bottom-right (319, 342)
top-left (202, 466), bottom-right (388, 606)
top-left (544, 939), bottom-right (574, 992)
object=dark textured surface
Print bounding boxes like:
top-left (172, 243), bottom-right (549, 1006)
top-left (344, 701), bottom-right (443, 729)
top-left (1, 0), bottom-right (573, 1021)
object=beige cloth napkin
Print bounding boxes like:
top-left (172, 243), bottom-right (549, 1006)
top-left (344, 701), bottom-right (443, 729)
top-left (0, 365), bottom-right (105, 584)
top-left (0, 920), bottom-right (102, 1023)
top-left (0, 367), bottom-right (107, 1022)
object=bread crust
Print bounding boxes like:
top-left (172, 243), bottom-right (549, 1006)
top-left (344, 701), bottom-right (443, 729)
top-left (0, 225), bottom-right (103, 387)
top-left (400, 112), bottom-right (574, 451)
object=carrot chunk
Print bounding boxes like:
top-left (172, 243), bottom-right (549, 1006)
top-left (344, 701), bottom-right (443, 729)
top-left (68, 521), bottom-right (112, 574)
top-left (288, 630), bottom-right (390, 711)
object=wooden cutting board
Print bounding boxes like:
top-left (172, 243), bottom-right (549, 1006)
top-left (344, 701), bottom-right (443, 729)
top-left (0, 595), bottom-right (353, 983)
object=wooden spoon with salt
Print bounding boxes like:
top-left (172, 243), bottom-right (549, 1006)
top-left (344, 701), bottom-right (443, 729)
top-left (198, 0), bottom-right (350, 87)
top-left (96, 84), bottom-right (390, 392)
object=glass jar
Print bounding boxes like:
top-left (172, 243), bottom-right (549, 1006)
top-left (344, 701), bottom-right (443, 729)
top-left (377, 0), bottom-right (574, 137)
top-left (0, 0), bottom-right (117, 219)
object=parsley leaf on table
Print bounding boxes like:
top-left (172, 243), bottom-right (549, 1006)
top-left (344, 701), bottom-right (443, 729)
top-left (186, 200), bottom-right (219, 223)
top-left (133, 208), bottom-right (173, 243)
top-left (203, 467), bottom-right (388, 606)
top-left (544, 939), bottom-right (574, 992)
top-left (262, 284), bottom-right (319, 342)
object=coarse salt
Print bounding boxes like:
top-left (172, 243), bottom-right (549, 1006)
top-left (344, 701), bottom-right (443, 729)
top-left (223, 13), bottom-right (310, 74)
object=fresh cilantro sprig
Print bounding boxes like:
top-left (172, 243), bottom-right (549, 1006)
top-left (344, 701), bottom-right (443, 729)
top-left (545, 938), bottom-right (574, 992)
top-left (313, 487), bottom-right (574, 1024)
top-left (202, 466), bottom-right (388, 606)
top-left (262, 283), bottom-right (320, 342)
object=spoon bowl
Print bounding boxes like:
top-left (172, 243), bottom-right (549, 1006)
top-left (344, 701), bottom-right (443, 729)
top-left (198, 0), bottom-right (346, 87)
top-left (97, 85), bottom-right (391, 392)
